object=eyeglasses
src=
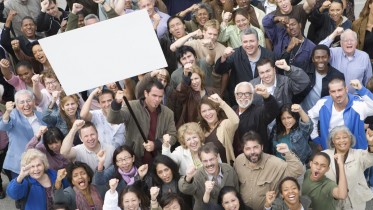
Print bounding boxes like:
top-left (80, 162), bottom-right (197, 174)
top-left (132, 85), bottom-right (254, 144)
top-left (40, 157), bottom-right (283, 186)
top-left (116, 156), bottom-right (132, 163)
top-left (202, 156), bottom-right (217, 164)
top-left (45, 80), bottom-right (58, 86)
top-left (18, 99), bottom-right (33, 105)
top-left (235, 92), bottom-right (253, 98)
top-left (341, 39), bottom-right (356, 44)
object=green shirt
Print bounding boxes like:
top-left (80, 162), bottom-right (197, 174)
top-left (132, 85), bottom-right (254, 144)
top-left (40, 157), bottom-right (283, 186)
top-left (302, 169), bottom-right (337, 210)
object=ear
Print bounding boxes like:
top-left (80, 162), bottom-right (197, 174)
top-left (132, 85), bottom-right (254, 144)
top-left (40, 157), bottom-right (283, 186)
top-left (144, 90), bottom-right (149, 98)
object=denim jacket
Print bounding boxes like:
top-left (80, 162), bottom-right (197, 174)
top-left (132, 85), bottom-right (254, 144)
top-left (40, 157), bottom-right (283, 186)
top-left (270, 119), bottom-right (313, 164)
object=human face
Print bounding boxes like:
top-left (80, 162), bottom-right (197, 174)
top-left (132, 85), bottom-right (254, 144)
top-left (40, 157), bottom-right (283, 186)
top-left (329, 82), bottom-right (348, 105)
top-left (332, 131), bottom-right (351, 154)
top-left (281, 111), bottom-right (296, 133)
top-left (179, 52), bottom-right (196, 66)
top-left (200, 104), bottom-right (218, 126)
top-left (77, 14), bottom-right (85, 28)
top-left (234, 14), bottom-right (249, 31)
top-left (312, 49), bottom-right (330, 73)
top-left (340, 31), bottom-right (357, 56)
top-left (61, 97), bottom-right (78, 117)
top-left (281, 180), bottom-right (300, 206)
top-left (16, 93), bottom-right (35, 117)
top-left (156, 163), bottom-right (173, 183)
top-left (276, 0), bottom-right (292, 14)
top-left (16, 66), bottom-right (33, 85)
top-left (201, 152), bottom-right (219, 176)
top-left (168, 18), bottom-right (186, 39)
top-left (241, 34), bottom-right (259, 56)
top-left (196, 8), bottom-right (209, 26)
top-left (43, 77), bottom-right (61, 93)
top-left (190, 73), bottom-right (202, 91)
top-left (122, 192), bottom-right (141, 210)
top-left (221, 192), bottom-right (240, 210)
top-left (138, 0), bottom-right (155, 16)
top-left (124, 0), bottom-right (132, 9)
top-left (85, 18), bottom-right (98, 26)
top-left (243, 140), bottom-right (263, 163)
top-left (309, 155), bottom-right (330, 181)
top-left (329, 2), bottom-right (343, 22)
top-left (156, 70), bottom-right (168, 87)
top-left (163, 199), bottom-right (181, 210)
top-left (48, 141), bottom-right (62, 154)
top-left (257, 63), bottom-right (276, 86)
top-left (46, 2), bottom-right (59, 17)
top-left (98, 93), bottom-right (113, 112)
top-left (21, 19), bottom-right (36, 38)
top-left (235, 84), bottom-right (253, 109)
top-left (183, 133), bottom-right (202, 152)
top-left (236, 0), bottom-right (249, 8)
top-left (116, 150), bottom-right (135, 173)
top-left (144, 86), bottom-right (164, 111)
top-left (203, 27), bottom-right (219, 43)
top-left (28, 158), bottom-right (46, 180)
top-left (71, 167), bottom-right (90, 190)
top-left (32, 45), bottom-right (47, 64)
top-left (80, 126), bottom-right (98, 150)
top-left (286, 19), bottom-right (301, 38)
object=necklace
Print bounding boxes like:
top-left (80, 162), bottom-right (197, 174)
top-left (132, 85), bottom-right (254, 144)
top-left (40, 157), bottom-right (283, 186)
top-left (289, 38), bottom-right (304, 64)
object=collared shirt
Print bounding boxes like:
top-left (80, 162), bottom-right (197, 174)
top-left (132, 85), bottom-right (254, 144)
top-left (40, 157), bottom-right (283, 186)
top-left (73, 142), bottom-right (115, 170)
top-left (263, 0), bottom-right (277, 14)
top-left (261, 76), bottom-right (277, 95)
top-left (26, 113), bottom-right (41, 136)
top-left (207, 166), bottom-right (223, 185)
top-left (320, 36), bottom-right (373, 93)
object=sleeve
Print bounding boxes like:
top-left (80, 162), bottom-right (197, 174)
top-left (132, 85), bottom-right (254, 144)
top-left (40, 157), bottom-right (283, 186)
top-left (261, 95), bottom-right (281, 125)
top-left (103, 190), bottom-right (121, 210)
top-left (53, 187), bottom-right (74, 207)
top-left (66, 13), bottom-right (79, 31)
top-left (308, 6), bottom-right (324, 27)
top-left (0, 26), bottom-right (16, 58)
top-left (162, 146), bottom-right (182, 165)
top-left (93, 165), bottom-right (115, 186)
top-left (262, 14), bottom-right (278, 45)
top-left (107, 101), bottom-right (131, 125)
top-left (42, 104), bottom-right (59, 127)
top-left (215, 55), bottom-right (234, 75)
top-left (36, 12), bottom-right (50, 32)
top-left (176, 75), bottom-right (192, 103)
top-left (283, 151), bottom-right (304, 178)
top-left (178, 175), bottom-right (197, 195)
top-left (25, 136), bottom-right (39, 150)
top-left (285, 65), bottom-right (311, 95)
top-left (217, 25), bottom-right (231, 43)
top-left (6, 178), bottom-right (29, 200)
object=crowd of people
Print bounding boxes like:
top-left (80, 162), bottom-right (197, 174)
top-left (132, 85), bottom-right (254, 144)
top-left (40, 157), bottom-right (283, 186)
top-left (0, 0), bottom-right (373, 210)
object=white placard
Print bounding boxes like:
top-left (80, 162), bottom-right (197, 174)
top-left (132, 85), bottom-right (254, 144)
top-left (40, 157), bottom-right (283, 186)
top-left (39, 10), bottom-right (167, 95)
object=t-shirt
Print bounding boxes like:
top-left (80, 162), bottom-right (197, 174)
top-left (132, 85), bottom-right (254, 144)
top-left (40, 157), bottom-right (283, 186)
top-left (302, 169), bottom-right (337, 210)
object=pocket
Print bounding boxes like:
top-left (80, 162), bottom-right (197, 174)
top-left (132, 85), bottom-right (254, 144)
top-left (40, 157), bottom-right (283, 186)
top-left (256, 180), bottom-right (273, 196)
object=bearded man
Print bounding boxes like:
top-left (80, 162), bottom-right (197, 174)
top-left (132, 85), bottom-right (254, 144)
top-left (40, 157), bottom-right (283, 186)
top-left (233, 82), bottom-right (280, 155)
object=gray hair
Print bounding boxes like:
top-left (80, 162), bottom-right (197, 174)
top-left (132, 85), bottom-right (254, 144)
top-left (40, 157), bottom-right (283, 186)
top-left (191, 3), bottom-right (213, 23)
top-left (84, 14), bottom-right (99, 25)
top-left (234, 81), bottom-right (254, 94)
top-left (240, 27), bottom-right (258, 41)
top-left (340, 29), bottom-right (358, 42)
top-left (21, 148), bottom-right (50, 170)
top-left (14, 90), bottom-right (35, 105)
top-left (328, 125), bottom-right (356, 149)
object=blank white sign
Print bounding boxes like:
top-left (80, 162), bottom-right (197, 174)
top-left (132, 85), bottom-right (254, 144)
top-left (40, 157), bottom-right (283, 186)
top-left (39, 10), bottom-right (167, 95)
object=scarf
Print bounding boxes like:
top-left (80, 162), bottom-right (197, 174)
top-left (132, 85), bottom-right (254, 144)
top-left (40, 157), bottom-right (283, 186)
top-left (74, 185), bottom-right (103, 210)
top-left (118, 166), bottom-right (138, 185)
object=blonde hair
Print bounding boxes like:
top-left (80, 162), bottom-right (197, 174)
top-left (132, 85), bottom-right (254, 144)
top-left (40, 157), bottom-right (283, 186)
top-left (21, 148), bottom-right (49, 170)
top-left (203, 19), bottom-right (220, 31)
top-left (178, 122), bottom-right (205, 148)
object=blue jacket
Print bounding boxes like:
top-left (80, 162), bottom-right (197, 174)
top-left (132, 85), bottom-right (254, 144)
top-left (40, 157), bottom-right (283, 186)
top-left (309, 87), bottom-right (373, 149)
top-left (6, 169), bottom-right (69, 210)
top-left (0, 109), bottom-right (46, 174)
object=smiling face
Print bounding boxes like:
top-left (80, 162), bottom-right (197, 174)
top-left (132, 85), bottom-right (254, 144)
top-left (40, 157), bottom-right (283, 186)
top-left (243, 140), bottom-right (263, 164)
top-left (21, 18), bottom-right (36, 39)
top-left (190, 73), bottom-right (202, 91)
top-left (46, 2), bottom-right (59, 17)
top-left (32, 44), bottom-right (47, 64)
top-left (98, 93), bottom-right (113, 113)
top-left (138, 0), bottom-right (155, 17)
top-left (16, 65), bottom-right (33, 85)
top-left (276, 0), bottom-right (292, 14)
top-left (43, 77), bottom-right (61, 93)
top-left (196, 8), bottom-right (209, 26)
top-left (221, 192), bottom-right (240, 210)
top-left (234, 14), bottom-right (249, 31)
top-left (71, 167), bottom-right (90, 190)
top-left (28, 158), bottom-right (46, 180)
top-left (163, 199), bottom-right (181, 210)
top-left (179, 51), bottom-right (196, 66)
top-left (235, 84), bottom-right (253, 109)
top-left (281, 180), bottom-right (300, 206)
top-left (116, 150), bottom-right (135, 173)
top-left (257, 63), bottom-right (276, 86)
top-left (241, 34), bottom-right (259, 56)
top-left (340, 31), bottom-right (357, 56)
top-left (201, 151), bottom-right (219, 176)
top-left (312, 49), bottom-right (330, 73)
top-left (183, 133), bottom-right (202, 152)
top-left (281, 111), bottom-right (296, 133)
top-left (200, 103), bottom-right (218, 126)
top-left (332, 131), bottom-right (351, 154)
top-left (80, 126), bottom-right (99, 150)
top-left (144, 86), bottom-right (164, 112)
top-left (122, 191), bottom-right (141, 210)
top-left (61, 97), bottom-right (78, 117)
top-left (329, 2), bottom-right (343, 22)
top-left (16, 93), bottom-right (35, 117)
top-left (203, 27), bottom-right (219, 43)
top-left (168, 17), bottom-right (186, 39)
top-left (309, 155), bottom-right (330, 181)
top-left (156, 163), bottom-right (173, 184)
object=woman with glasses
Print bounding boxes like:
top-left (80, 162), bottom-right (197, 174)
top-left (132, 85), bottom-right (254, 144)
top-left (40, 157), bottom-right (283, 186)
top-left (93, 145), bottom-right (148, 193)
top-left (198, 94), bottom-right (238, 164)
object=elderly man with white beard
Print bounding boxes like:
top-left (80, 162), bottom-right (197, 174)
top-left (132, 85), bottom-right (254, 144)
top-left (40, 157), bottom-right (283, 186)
top-left (232, 82), bottom-right (280, 155)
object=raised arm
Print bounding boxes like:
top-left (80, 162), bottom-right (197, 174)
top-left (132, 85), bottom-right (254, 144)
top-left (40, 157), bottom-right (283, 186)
top-left (332, 153), bottom-right (348, 199)
top-left (170, 29), bottom-right (202, 52)
top-left (60, 120), bottom-right (85, 161)
top-left (0, 59), bottom-right (13, 80)
top-left (303, 0), bottom-right (316, 14)
top-left (275, 59), bottom-right (310, 95)
top-left (66, 3), bottom-right (83, 31)
top-left (80, 88), bottom-right (101, 121)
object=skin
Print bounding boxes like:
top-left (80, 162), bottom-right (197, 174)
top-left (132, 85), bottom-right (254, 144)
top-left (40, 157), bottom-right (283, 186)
top-left (80, 126), bottom-right (99, 150)
top-left (138, 0), bottom-right (155, 17)
top-left (281, 180), bottom-right (301, 207)
top-left (168, 18), bottom-right (186, 39)
top-left (200, 103), bottom-right (218, 126)
top-left (16, 66), bottom-right (33, 85)
top-left (221, 192), bottom-right (240, 210)
top-left (257, 63), bottom-right (276, 86)
top-left (32, 45), bottom-right (47, 64)
top-left (179, 52), bottom-right (196, 66)
top-left (122, 192), bottom-right (141, 210)
top-left (200, 152), bottom-right (219, 176)
top-left (144, 86), bottom-right (164, 112)
top-left (281, 111), bottom-right (296, 134)
top-left (21, 19), bottom-right (36, 39)
top-left (312, 49), bottom-right (330, 74)
top-left (61, 97), bottom-right (78, 117)
top-left (183, 133), bottom-right (202, 152)
top-left (16, 94), bottom-right (35, 117)
top-left (116, 150), bottom-right (135, 173)
top-left (328, 82), bottom-right (348, 107)
top-left (203, 27), bottom-right (219, 43)
top-left (235, 84), bottom-right (253, 110)
top-left (156, 163), bottom-right (173, 184)
top-left (77, 14), bottom-right (85, 28)
top-left (309, 155), bottom-right (330, 181)
top-left (332, 131), bottom-right (351, 154)
top-left (48, 141), bottom-right (62, 154)
top-left (98, 93), bottom-right (113, 115)
top-left (190, 73), bottom-right (202, 92)
top-left (71, 167), bottom-right (90, 191)
top-left (276, 0), bottom-right (292, 14)
top-left (234, 14), bottom-right (249, 31)
top-left (340, 31), bottom-right (357, 57)
top-left (163, 199), bottom-right (181, 210)
top-left (286, 19), bottom-right (301, 38)
top-left (241, 34), bottom-right (259, 57)
top-left (46, 2), bottom-right (60, 17)
top-left (236, 0), bottom-right (249, 8)
top-left (329, 2), bottom-right (343, 23)
top-left (196, 8), bottom-right (209, 26)
top-left (43, 77), bottom-right (62, 93)
top-left (243, 140), bottom-right (263, 164)
top-left (28, 158), bottom-right (46, 180)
